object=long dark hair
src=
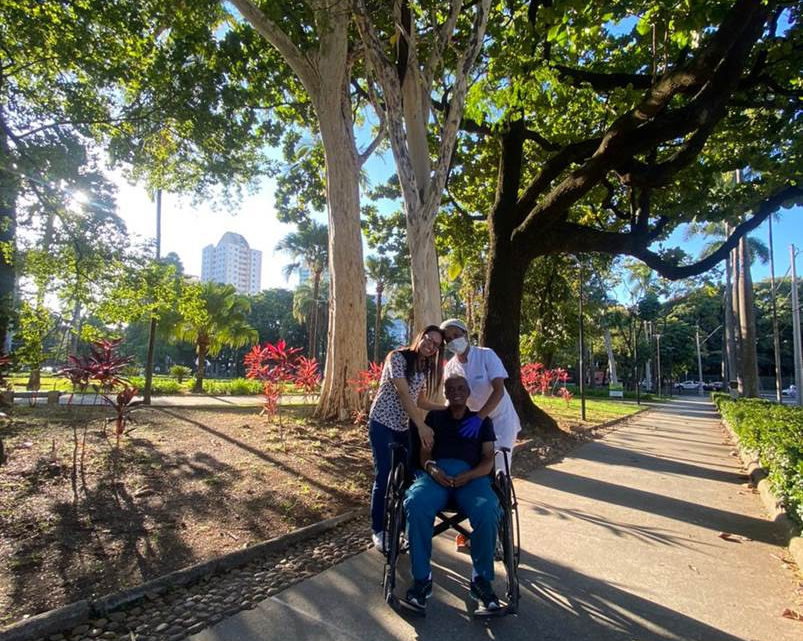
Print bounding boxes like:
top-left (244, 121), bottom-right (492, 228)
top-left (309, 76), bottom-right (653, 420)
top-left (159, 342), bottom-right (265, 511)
top-left (394, 325), bottom-right (444, 400)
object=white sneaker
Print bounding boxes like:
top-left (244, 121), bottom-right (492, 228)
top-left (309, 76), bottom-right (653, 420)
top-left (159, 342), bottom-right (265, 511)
top-left (372, 531), bottom-right (387, 553)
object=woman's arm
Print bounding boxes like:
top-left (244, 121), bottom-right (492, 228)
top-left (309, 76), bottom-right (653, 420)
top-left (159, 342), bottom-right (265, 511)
top-left (476, 377), bottom-right (505, 419)
top-left (391, 376), bottom-right (434, 448)
top-left (417, 393), bottom-right (447, 412)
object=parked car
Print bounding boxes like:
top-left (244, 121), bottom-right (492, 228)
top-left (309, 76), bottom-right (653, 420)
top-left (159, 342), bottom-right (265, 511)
top-left (782, 384), bottom-right (797, 397)
top-left (674, 380), bottom-right (702, 391)
top-left (703, 381), bottom-right (724, 391)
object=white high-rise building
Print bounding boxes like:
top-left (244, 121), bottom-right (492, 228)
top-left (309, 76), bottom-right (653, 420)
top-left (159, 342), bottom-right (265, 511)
top-left (201, 232), bottom-right (262, 295)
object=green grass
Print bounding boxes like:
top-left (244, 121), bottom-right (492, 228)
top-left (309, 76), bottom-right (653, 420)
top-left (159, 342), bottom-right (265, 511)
top-left (534, 395), bottom-right (646, 425)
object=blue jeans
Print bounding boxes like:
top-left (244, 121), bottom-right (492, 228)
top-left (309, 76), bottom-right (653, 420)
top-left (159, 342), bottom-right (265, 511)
top-left (369, 419), bottom-right (411, 534)
top-left (404, 459), bottom-right (501, 582)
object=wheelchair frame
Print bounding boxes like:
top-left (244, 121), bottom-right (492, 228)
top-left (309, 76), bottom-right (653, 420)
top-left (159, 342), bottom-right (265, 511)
top-left (380, 442), bottom-right (520, 616)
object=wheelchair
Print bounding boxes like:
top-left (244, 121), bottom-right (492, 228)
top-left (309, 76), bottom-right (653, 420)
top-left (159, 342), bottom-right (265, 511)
top-left (380, 439), bottom-right (521, 617)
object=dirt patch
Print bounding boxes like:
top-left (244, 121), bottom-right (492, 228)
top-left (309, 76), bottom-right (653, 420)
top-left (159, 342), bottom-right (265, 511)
top-left (0, 405), bottom-right (372, 627)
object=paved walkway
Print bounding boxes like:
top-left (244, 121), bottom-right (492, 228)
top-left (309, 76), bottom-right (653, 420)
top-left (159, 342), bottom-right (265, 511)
top-left (191, 398), bottom-right (802, 641)
top-left (49, 394), bottom-right (311, 407)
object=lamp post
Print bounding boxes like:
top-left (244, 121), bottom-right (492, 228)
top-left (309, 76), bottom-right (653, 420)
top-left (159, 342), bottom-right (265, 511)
top-left (655, 333), bottom-right (662, 398)
top-left (577, 257), bottom-right (587, 421)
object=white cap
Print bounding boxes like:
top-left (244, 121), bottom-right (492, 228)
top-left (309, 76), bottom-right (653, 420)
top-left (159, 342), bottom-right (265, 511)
top-left (439, 318), bottom-right (468, 333)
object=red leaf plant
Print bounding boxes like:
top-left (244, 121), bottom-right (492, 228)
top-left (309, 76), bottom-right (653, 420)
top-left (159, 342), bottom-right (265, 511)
top-left (348, 362), bottom-right (384, 423)
top-left (244, 340), bottom-right (305, 432)
top-left (294, 357), bottom-right (321, 397)
top-left (521, 362), bottom-right (572, 405)
top-left (105, 385), bottom-right (140, 446)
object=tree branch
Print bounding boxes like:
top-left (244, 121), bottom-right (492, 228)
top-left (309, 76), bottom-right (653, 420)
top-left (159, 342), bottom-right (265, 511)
top-left (424, 0), bottom-right (463, 88)
top-left (226, 0), bottom-right (317, 90)
top-left (422, 0), bottom-right (491, 223)
top-left (543, 185), bottom-right (801, 279)
top-left (511, 0), bottom-right (771, 247)
top-left (552, 65), bottom-right (653, 92)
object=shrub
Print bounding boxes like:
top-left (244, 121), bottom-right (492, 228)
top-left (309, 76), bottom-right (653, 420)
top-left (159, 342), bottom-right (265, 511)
top-left (128, 376), bottom-right (182, 395)
top-left (202, 378), bottom-right (262, 395)
top-left (715, 396), bottom-right (803, 526)
top-left (169, 365), bottom-right (192, 384)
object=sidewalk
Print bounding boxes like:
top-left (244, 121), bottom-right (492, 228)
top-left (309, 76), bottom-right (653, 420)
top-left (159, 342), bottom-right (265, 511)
top-left (51, 394), bottom-right (312, 407)
top-left (191, 397), bottom-right (802, 641)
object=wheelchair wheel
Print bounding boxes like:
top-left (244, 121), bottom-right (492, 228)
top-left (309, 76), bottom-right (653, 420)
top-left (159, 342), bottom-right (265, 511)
top-left (496, 469), bottom-right (520, 614)
top-left (382, 460), bottom-right (406, 605)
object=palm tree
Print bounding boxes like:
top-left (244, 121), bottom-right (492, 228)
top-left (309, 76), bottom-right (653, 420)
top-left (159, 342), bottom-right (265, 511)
top-left (276, 222), bottom-right (328, 358)
top-left (174, 282), bottom-right (258, 392)
top-left (292, 281), bottom-right (329, 361)
top-left (365, 256), bottom-right (401, 363)
top-left (695, 219), bottom-right (768, 396)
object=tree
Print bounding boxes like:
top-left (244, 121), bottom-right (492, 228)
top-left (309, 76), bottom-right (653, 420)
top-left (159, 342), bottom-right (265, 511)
top-left (173, 282), bottom-right (258, 392)
top-left (225, 0), bottom-right (378, 419)
top-left (365, 255), bottom-right (402, 363)
top-left (248, 288), bottom-right (307, 348)
top-left (442, 0), bottom-right (801, 430)
top-left (292, 281), bottom-right (329, 362)
top-left (276, 222), bottom-right (328, 358)
top-left (353, 0), bottom-right (491, 330)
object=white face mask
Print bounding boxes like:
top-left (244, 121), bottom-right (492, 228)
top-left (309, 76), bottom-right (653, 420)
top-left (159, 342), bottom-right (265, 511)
top-left (447, 336), bottom-right (468, 355)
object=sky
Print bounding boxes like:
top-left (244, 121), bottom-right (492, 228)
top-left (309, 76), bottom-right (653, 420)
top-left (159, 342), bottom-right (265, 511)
top-left (111, 142), bottom-right (401, 291)
top-left (113, 148), bottom-right (802, 300)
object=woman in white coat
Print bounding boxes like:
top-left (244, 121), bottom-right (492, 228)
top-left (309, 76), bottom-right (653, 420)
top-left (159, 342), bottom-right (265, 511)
top-left (439, 318), bottom-right (521, 474)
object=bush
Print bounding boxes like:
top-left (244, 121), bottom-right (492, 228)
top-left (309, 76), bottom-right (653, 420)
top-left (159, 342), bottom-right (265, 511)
top-left (201, 378), bottom-right (262, 395)
top-left (128, 376), bottom-right (182, 395)
top-left (714, 396), bottom-right (803, 526)
top-left (169, 365), bottom-right (193, 384)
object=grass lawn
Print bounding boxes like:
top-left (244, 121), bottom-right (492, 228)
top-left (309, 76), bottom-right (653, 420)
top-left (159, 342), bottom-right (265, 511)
top-left (534, 394), bottom-right (647, 427)
top-left (0, 405), bottom-right (372, 626)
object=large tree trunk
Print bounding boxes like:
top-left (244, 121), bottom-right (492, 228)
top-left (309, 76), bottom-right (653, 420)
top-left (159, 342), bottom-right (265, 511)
top-left (731, 244), bottom-right (744, 393)
top-left (724, 250), bottom-right (737, 384)
top-left (483, 249), bottom-right (559, 434)
top-left (481, 121), bottom-right (559, 434)
top-left (313, 86), bottom-right (367, 420)
top-left (738, 236), bottom-right (760, 396)
top-left (0, 113), bottom-right (17, 352)
top-left (407, 213), bottom-right (442, 333)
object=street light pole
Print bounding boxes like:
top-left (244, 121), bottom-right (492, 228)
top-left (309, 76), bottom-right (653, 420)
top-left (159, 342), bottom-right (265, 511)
top-left (696, 324), bottom-right (704, 397)
top-left (655, 333), bottom-right (662, 398)
top-left (578, 258), bottom-right (587, 421)
top-left (791, 244), bottom-right (803, 407)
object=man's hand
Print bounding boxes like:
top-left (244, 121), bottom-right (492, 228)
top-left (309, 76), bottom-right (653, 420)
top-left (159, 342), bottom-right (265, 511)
top-left (458, 415), bottom-right (483, 439)
top-left (430, 466), bottom-right (453, 488)
top-left (417, 424), bottom-right (434, 450)
top-left (451, 472), bottom-right (474, 488)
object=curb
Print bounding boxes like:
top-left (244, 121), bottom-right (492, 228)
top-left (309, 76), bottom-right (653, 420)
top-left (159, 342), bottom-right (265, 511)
top-left (0, 509), bottom-right (363, 641)
top-left (719, 417), bottom-right (803, 571)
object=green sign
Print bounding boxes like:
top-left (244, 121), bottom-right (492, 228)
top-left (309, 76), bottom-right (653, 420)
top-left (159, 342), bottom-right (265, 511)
top-left (609, 382), bottom-right (624, 398)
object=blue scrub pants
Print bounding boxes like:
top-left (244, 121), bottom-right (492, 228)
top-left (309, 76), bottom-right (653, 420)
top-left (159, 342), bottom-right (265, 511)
top-left (403, 458), bottom-right (500, 582)
top-left (369, 419), bottom-right (410, 534)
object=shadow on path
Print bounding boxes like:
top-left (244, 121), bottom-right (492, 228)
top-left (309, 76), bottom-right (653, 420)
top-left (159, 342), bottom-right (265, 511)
top-left (532, 467), bottom-right (785, 545)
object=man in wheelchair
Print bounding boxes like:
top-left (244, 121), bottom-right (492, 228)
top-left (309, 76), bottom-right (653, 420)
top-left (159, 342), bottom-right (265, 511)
top-left (402, 374), bottom-right (502, 613)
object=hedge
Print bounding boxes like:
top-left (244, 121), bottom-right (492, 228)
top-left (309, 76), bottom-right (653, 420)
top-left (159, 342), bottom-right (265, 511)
top-left (712, 393), bottom-right (803, 526)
